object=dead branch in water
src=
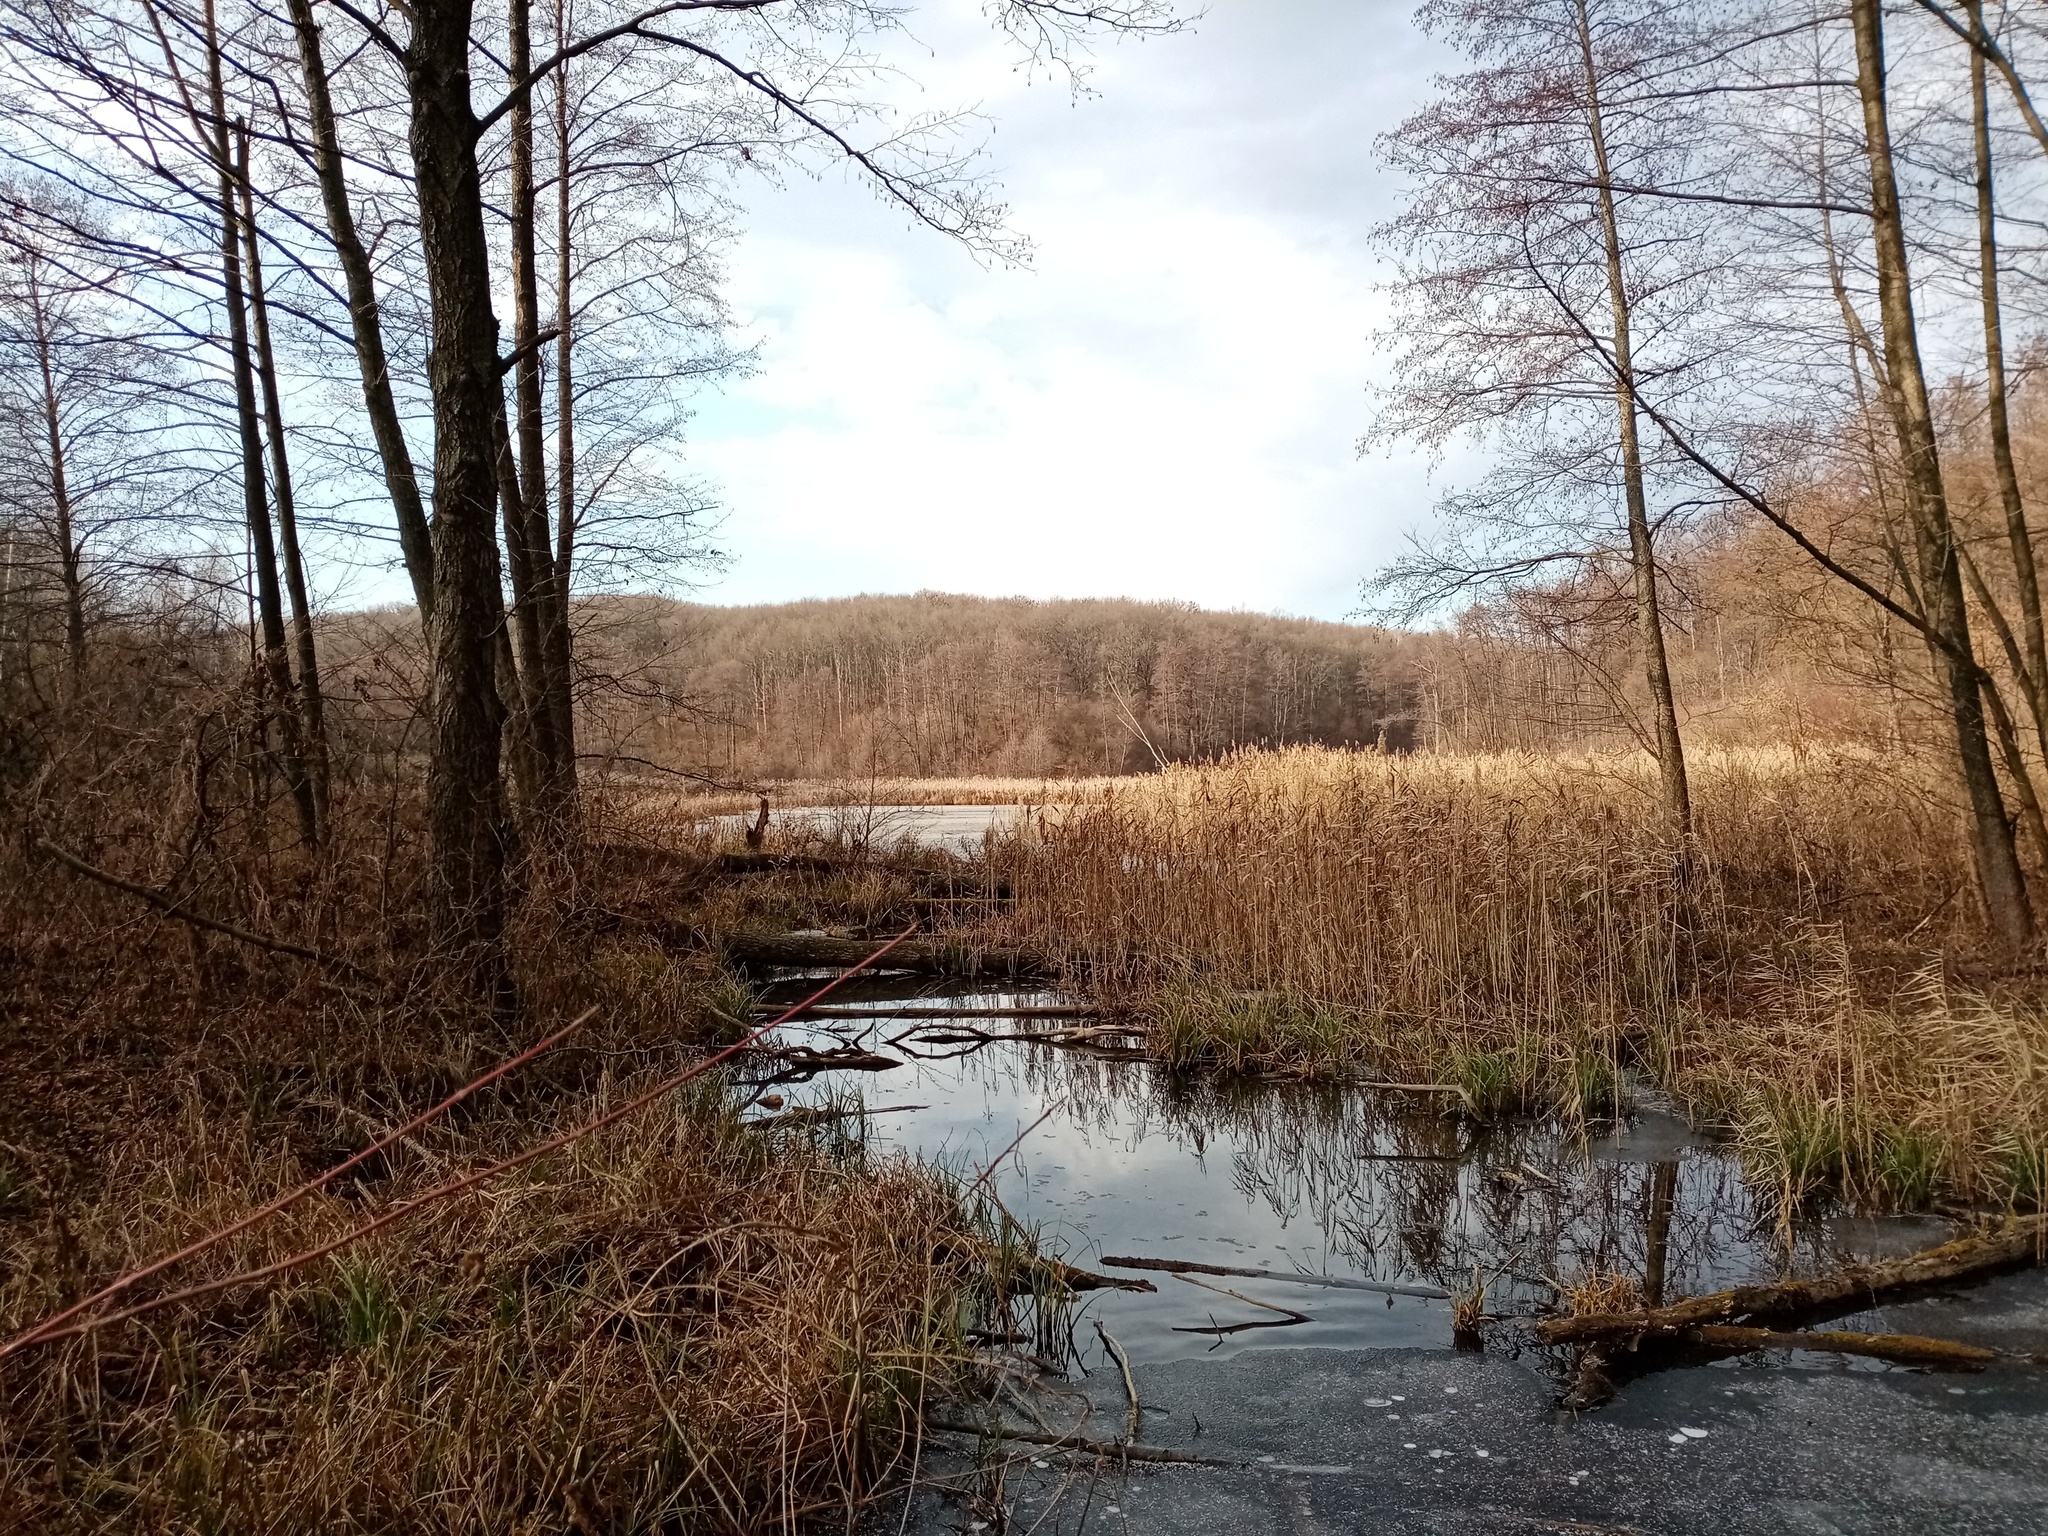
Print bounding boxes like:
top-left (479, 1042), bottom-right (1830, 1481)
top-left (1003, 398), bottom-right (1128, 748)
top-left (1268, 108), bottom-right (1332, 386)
top-left (1101, 1254), bottom-right (1453, 1299)
top-left (1684, 1326), bottom-right (1997, 1369)
top-left (1539, 1215), bottom-right (2048, 1346)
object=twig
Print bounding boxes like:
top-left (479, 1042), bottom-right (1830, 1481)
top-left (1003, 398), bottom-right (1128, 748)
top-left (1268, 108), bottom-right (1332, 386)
top-left (922, 1417), bottom-right (1232, 1467)
top-left (1093, 1320), bottom-right (1140, 1443)
top-left (0, 1009), bottom-right (595, 1360)
top-left (11, 928), bottom-right (919, 1352)
top-left (1101, 1255), bottom-right (1452, 1299)
top-left (33, 836), bottom-right (374, 980)
top-left (1169, 1271), bottom-right (1309, 1318)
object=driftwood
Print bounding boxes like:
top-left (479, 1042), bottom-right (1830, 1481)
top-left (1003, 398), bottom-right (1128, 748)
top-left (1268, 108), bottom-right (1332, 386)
top-left (1102, 1254), bottom-right (1452, 1300)
top-left (1539, 1215), bottom-right (2048, 1346)
top-left (722, 930), bottom-right (1052, 981)
top-left (1684, 1326), bottom-right (1996, 1368)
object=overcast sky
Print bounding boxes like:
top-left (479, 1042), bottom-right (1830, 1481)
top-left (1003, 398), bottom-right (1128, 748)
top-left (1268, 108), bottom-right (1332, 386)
top-left (684, 0), bottom-right (1451, 621)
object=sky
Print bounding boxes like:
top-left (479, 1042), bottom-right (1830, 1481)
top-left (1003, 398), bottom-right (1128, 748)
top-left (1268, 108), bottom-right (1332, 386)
top-left (682, 0), bottom-right (1453, 622)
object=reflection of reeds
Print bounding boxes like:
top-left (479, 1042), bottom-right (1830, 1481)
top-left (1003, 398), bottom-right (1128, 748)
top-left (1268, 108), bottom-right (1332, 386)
top-left (980, 746), bottom-right (2048, 1208)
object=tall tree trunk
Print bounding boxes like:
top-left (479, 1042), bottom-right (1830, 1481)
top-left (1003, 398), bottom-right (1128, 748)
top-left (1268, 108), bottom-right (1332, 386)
top-left (284, 0), bottom-right (435, 617)
top-left (507, 0), bottom-right (577, 827)
top-left (1853, 0), bottom-right (2032, 947)
top-left (237, 129), bottom-right (330, 846)
top-left (26, 265), bottom-right (84, 696)
top-left (207, 1), bottom-right (315, 847)
top-left (1970, 0), bottom-right (2048, 761)
top-left (407, 0), bottom-right (516, 1007)
top-left (551, 10), bottom-right (580, 767)
top-left (1574, 0), bottom-right (1690, 839)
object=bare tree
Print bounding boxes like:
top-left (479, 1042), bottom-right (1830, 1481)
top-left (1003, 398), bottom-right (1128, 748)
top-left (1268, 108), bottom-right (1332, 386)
top-left (1368, 0), bottom-right (1716, 837)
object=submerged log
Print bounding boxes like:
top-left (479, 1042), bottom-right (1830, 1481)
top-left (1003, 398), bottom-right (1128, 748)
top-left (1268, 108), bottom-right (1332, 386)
top-left (721, 931), bottom-right (1052, 981)
top-left (1538, 1215), bottom-right (2047, 1346)
top-left (1684, 1325), bottom-right (1996, 1369)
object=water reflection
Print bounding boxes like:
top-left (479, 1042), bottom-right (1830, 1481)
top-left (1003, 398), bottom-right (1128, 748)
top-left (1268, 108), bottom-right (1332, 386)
top-left (741, 975), bottom-right (1951, 1375)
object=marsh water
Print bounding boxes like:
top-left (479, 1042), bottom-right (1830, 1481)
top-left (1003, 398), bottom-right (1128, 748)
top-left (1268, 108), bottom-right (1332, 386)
top-left (700, 803), bottom-right (1034, 855)
top-left (739, 974), bottom-right (1956, 1374)
top-left (733, 973), bottom-right (2048, 1533)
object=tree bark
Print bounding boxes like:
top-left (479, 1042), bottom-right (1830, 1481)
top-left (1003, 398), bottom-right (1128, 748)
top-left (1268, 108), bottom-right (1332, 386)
top-left (207, 1), bottom-right (314, 848)
top-left (1575, 0), bottom-right (1690, 839)
top-left (1853, 0), bottom-right (2031, 947)
top-left (284, 0), bottom-right (435, 618)
top-left (406, 0), bottom-right (515, 1008)
top-left (237, 129), bottom-right (330, 846)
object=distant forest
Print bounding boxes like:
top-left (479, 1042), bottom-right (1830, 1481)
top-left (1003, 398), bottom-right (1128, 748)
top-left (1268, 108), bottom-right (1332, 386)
top-left (564, 549), bottom-right (1873, 783)
top-left (577, 594), bottom-right (1425, 780)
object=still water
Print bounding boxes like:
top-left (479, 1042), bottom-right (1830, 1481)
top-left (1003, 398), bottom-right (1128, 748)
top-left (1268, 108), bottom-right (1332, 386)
top-left (738, 975), bottom-right (1956, 1375)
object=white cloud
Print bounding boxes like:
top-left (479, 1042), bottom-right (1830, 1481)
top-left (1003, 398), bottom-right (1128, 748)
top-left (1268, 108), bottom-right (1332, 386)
top-left (686, 0), bottom-right (1451, 620)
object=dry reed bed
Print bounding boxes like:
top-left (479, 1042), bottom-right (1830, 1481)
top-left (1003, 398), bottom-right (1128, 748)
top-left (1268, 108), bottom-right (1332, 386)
top-left (979, 746), bottom-right (2047, 1205)
top-left (0, 1068), bottom-right (977, 1534)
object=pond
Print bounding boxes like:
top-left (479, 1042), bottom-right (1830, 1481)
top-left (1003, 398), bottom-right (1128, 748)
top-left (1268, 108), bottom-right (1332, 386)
top-left (731, 970), bottom-right (2048, 1534)
top-left (698, 803), bottom-right (1036, 855)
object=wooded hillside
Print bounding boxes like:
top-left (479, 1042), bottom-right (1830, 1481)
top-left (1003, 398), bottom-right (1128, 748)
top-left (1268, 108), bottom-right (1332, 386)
top-left (578, 593), bottom-right (1424, 780)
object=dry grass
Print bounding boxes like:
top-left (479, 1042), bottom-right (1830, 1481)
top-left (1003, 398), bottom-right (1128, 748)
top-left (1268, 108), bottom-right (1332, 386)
top-left (0, 713), bottom-right (1004, 1532)
top-left (0, 1065), bottom-right (977, 1534)
top-left (971, 745), bottom-right (2048, 1207)
top-left (1562, 1270), bottom-right (1646, 1318)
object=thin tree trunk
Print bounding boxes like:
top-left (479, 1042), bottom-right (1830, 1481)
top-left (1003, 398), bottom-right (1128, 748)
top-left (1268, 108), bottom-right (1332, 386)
top-left (493, 387), bottom-right (551, 816)
top-left (508, 0), bottom-right (576, 826)
top-left (284, 0), bottom-right (435, 617)
top-left (1853, 0), bottom-right (2032, 946)
top-left (238, 128), bottom-right (330, 846)
top-left (207, 1), bottom-right (314, 847)
top-left (1969, 0), bottom-right (2048, 758)
top-left (1574, 0), bottom-right (1690, 839)
top-left (408, 0), bottom-right (515, 1008)
top-left (551, 9), bottom-right (580, 782)
top-left (26, 265), bottom-right (84, 696)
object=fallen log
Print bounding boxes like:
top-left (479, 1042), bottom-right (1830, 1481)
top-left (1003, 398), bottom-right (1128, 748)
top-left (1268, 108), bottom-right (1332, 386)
top-left (748, 1045), bottom-right (901, 1072)
top-left (1538, 1215), bottom-right (2047, 1346)
top-left (1683, 1326), bottom-right (1996, 1369)
top-left (722, 931), bottom-right (1053, 982)
top-left (1101, 1254), bottom-right (1452, 1300)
